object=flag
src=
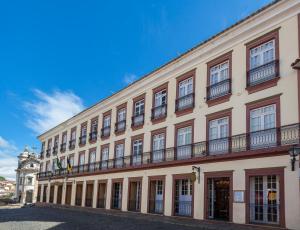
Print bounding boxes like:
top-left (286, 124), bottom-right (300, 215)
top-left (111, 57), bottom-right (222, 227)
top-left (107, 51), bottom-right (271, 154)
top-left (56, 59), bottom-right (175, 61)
top-left (67, 156), bottom-right (72, 173)
top-left (56, 156), bottom-right (62, 170)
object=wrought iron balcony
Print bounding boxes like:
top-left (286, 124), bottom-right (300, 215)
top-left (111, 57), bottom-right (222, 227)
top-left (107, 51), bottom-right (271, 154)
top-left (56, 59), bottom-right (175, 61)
top-left (69, 140), bottom-right (76, 150)
top-left (115, 120), bottom-right (126, 133)
top-left (131, 113), bottom-right (144, 127)
top-left (89, 131), bottom-right (97, 142)
top-left (247, 60), bottom-right (279, 87)
top-left (207, 79), bottom-right (231, 101)
top-left (79, 135), bottom-right (87, 145)
top-left (101, 126), bottom-right (111, 138)
top-left (60, 143), bottom-right (66, 152)
top-left (175, 93), bottom-right (194, 112)
top-left (37, 123), bottom-right (300, 180)
top-left (151, 104), bottom-right (167, 121)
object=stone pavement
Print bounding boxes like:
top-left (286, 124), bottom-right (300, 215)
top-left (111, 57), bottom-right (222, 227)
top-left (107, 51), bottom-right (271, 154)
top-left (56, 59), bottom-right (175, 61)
top-left (0, 204), bottom-right (283, 230)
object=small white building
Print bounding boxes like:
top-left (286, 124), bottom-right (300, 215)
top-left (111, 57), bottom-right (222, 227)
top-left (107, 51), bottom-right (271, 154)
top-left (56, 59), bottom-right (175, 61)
top-left (15, 146), bottom-right (40, 204)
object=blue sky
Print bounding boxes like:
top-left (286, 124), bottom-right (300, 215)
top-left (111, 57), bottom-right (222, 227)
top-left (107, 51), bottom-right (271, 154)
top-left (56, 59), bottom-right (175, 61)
top-left (0, 0), bottom-right (273, 179)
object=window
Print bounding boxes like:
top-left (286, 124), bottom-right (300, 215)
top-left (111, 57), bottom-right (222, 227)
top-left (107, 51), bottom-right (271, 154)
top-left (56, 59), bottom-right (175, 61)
top-left (60, 157), bottom-right (65, 168)
top-left (69, 155), bottom-right (74, 166)
top-left (79, 153), bottom-right (85, 165)
top-left (101, 147), bottom-right (109, 169)
top-left (90, 118), bottom-right (98, 141)
top-left (152, 133), bottom-right (165, 162)
top-left (52, 159), bottom-right (57, 171)
top-left (134, 100), bottom-right (144, 115)
top-left (209, 117), bottom-right (229, 154)
top-left (209, 117), bottom-right (229, 140)
top-left (132, 139), bottom-right (143, 165)
top-left (210, 61), bottom-right (229, 85)
top-left (62, 133), bottom-right (67, 144)
top-left (154, 90), bottom-right (167, 107)
top-left (250, 104), bottom-right (276, 132)
top-left (176, 126), bottom-right (192, 160)
top-left (103, 116), bottom-right (111, 128)
top-left (47, 139), bottom-right (52, 149)
top-left (89, 149), bottom-right (96, 171)
top-left (40, 163), bottom-right (43, 172)
top-left (246, 30), bottom-right (279, 91)
top-left (71, 129), bottom-right (76, 141)
top-left (41, 142), bottom-right (45, 152)
top-left (117, 108), bottom-right (126, 122)
top-left (27, 177), bottom-right (33, 185)
top-left (115, 143), bottom-right (124, 168)
top-left (249, 104), bottom-right (276, 149)
top-left (250, 40), bottom-right (275, 69)
top-left (179, 78), bottom-right (193, 98)
top-left (46, 161), bottom-right (50, 171)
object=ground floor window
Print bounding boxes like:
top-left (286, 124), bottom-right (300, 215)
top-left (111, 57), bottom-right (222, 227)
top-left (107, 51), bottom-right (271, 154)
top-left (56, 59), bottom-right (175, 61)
top-left (149, 179), bottom-right (164, 214)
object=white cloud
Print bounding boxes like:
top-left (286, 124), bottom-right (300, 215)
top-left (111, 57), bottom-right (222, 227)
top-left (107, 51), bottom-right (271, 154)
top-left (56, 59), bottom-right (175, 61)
top-left (0, 136), bottom-right (18, 181)
top-left (123, 73), bottom-right (137, 85)
top-left (24, 89), bottom-right (85, 134)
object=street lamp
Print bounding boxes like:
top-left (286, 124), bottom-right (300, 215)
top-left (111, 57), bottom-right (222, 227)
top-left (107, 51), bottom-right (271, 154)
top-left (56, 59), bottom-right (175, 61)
top-left (288, 145), bottom-right (300, 171)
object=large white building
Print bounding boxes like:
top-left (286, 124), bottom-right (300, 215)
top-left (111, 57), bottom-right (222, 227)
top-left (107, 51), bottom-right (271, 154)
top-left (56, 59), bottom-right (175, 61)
top-left (15, 146), bottom-right (40, 204)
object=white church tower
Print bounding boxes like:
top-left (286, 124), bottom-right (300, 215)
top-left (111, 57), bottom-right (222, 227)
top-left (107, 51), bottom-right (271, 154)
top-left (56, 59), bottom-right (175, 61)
top-left (15, 146), bottom-right (40, 204)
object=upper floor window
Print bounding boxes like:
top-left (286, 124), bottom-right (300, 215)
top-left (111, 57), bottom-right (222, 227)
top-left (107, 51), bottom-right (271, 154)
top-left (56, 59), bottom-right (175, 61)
top-left (101, 146), bottom-right (109, 169)
top-left (115, 107), bottom-right (126, 133)
top-left (78, 152), bottom-right (85, 172)
top-left (115, 143), bottom-right (124, 168)
top-left (69, 128), bottom-right (76, 149)
top-left (47, 139), bottom-right (52, 150)
top-left (176, 70), bottom-right (195, 114)
top-left (132, 138), bottom-right (143, 165)
top-left (79, 123), bottom-right (87, 145)
top-left (89, 149), bottom-right (96, 172)
top-left (60, 157), bottom-right (66, 168)
top-left (176, 126), bottom-right (192, 160)
top-left (152, 89), bottom-right (167, 121)
top-left (246, 29), bottom-right (279, 91)
top-left (46, 161), bottom-right (50, 172)
top-left (60, 132), bottom-right (67, 152)
top-left (68, 154), bottom-right (74, 167)
top-left (132, 97), bottom-right (145, 128)
top-left (152, 133), bottom-right (165, 163)
top-left (27, 177), bottom-right (33, 185)
top-left (90, 118), bottom-right (98, 142)
top-left (40, 163), bottom-right (43, 172)
top-left (250, 104), bottom-right (276, 149)
top-left (41, 142), bottom-right (45, 152)
top-left (102, 114), bottom-right (111, 138)
top-left (209, 117), bottom-right (229, 154)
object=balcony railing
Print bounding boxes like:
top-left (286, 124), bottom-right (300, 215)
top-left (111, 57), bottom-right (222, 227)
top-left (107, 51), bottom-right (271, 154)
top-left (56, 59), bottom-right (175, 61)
top-left (101, 126), bottom-right (111, 138)
top-left (37, 123), bottom-right (300, 180)
top-left (174, 200), bottom-right (192, 217)
top-left (79, 135), bottom-right (87, 145)
top-left (46, 149), bottom-right (51, 157)
top-left (175, 93), bottom-right (194, 112)
top-left (60, 143), bottom-right (66, 152)
top-left (131, 113), bottom-right (144, 127)
top-left (247, 60), bottom-right (279, 87)
top-left (115, 120), bottom-right (126, 133)
top-left (151, 104), bottom-right (167, 120)
top-left (89, 131), bottom-right (97, 142)
top-left (52, 146), bottom-right (58, 155)
top-left (69, 140), bottom-right (76, 150)
top-left (207, 79), bottom-right (231, 101)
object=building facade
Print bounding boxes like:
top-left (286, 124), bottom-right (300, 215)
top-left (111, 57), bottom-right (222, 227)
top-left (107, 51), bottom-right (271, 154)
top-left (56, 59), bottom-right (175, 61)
top-left (15, 146), bottom-right (40, 204)
top-left (37, 1), bottom-right (300, 229)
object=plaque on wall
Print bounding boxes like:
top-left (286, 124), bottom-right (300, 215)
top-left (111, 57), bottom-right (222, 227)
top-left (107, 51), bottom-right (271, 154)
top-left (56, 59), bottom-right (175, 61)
top-left (233, 190), bottom-right (245, 203)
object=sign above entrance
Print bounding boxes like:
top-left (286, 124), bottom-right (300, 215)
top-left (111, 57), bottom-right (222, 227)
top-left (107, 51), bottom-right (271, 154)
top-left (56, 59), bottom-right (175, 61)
top-left (233, 190), bottom-right (244, 203)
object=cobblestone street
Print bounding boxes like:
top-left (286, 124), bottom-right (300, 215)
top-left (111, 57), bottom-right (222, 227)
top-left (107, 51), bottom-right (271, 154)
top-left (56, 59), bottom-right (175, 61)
top-left (0, 205), bottom-right (274, 230)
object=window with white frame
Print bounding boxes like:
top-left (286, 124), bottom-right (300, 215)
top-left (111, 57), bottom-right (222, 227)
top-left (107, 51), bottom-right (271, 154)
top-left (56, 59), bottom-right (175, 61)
top-left (178, 78), bottom-right (193, 98)
top-left (71, 129), bottom-right (76, 141)
top-left (154, 90), bottom-right (167, 107)
top-left (210, 61), bottom-right (229, 85)
top-left (132, 139), bottom-right (143, 156)
top-left (134, 100), bottom-right (144, 116)
top-left (69, 155), bottom-right (74, 166)
top-left (250, 40), bottom-right (275, 69)
top-left (81, 125), bottom-right (87, 136)
top-left (60, 157), bottom-right (65, 168)
top-left (177, 127), bottom-right (192, 146)
top-left (79, 153), bottom-right (85, 166)
top-left (209, 117), bottom-right (229, 140)
top-left (101, 147), bottom-right (109, 161)
top-left (250, 104), bottom-right (276, 132)
top-left (103, 115), bottom-right (111, 128)
top-left (152, 133), bottom-right (165, 151)
top-left (117, 108), bottom-right (126, 122)
top-left (47, 139), bottom-right (52, 149)
top-left (62, 133), bottom-right (67, 144)
top-left (115, 144), bottom-right (124, 159)
top-left (89, 150), bottom-right (96, 163)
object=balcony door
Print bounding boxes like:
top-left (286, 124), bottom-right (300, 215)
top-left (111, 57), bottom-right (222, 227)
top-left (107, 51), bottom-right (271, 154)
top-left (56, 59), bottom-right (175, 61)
top-left (176, 126), bottom-right (192, 160)
top-left (89, 150), bottom-right (96, 172)
top-left (79, 153), bottom-right (85, 172)
top-left (115, 143), bottom-right (124, 168)
top-left (132, 139), bottom-right (143, 165)
top-left (152, 133), bottom-right (165, 162)
top-left (101, 147), bottom-right (109, 169)
top-left (209, 61), bottom-right (230, 99)
top-left (209, 117), bottom-right (229, 154)
top-left (250, 104), bottom-right (276, 149)
top-left (178, 78), bottom-right (193, 110)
